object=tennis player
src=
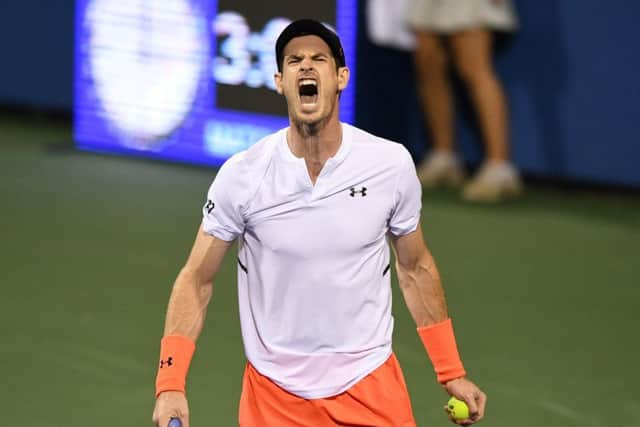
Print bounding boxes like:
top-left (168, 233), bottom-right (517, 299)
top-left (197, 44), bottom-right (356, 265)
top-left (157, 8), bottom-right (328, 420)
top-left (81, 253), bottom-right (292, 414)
top-left (152, 19), bottom-right (486, 427)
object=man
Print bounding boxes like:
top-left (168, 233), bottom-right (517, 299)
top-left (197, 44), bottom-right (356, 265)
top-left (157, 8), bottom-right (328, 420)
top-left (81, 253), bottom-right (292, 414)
top-left (152, 19), bottom-right (486, 427)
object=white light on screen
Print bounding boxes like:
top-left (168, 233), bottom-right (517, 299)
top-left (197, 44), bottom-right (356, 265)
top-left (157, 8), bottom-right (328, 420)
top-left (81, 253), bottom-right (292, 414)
top-left (86, 0), bottom-right (208, 147)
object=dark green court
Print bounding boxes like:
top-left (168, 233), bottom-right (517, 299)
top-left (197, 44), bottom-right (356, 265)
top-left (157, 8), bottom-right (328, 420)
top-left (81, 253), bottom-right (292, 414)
top-left (1, 115), bottom-right (639, 427)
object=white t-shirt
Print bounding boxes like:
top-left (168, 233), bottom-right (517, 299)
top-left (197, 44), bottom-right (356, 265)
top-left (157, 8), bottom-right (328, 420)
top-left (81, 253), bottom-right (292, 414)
top-left (202, 123), bottom-right (422, 399)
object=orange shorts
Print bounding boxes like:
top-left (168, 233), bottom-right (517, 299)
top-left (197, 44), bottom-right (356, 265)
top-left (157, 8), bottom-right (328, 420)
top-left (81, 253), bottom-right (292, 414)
top-left (238, 353), bottom-right (417, 427)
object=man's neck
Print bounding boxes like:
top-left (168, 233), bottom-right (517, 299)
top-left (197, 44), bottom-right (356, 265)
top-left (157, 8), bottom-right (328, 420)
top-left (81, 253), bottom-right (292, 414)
top-left (287, 118), bottom-right (342, 184)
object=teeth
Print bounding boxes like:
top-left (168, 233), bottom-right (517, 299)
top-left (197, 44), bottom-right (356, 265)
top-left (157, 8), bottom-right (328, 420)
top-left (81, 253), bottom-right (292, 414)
top-left (299, 79), bottom-right (317, 86)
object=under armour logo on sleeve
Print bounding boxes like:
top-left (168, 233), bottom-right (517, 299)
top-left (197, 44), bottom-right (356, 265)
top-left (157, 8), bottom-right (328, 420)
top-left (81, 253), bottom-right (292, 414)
top-left (204, 199), bottom-right (215, 214)
top-left (349, 187), bottom-right (367, 197)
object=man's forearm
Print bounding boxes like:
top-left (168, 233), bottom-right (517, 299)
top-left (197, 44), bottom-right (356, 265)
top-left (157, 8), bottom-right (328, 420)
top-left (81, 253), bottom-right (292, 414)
top-left (396, 250), bottom-right (449, 327)
top-left (163, 267), bottom-right (213, 341)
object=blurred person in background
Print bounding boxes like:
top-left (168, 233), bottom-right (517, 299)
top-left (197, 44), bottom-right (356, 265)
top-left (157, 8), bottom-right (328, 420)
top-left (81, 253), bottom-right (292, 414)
top-left (409, 0), bottom-right (522, 202)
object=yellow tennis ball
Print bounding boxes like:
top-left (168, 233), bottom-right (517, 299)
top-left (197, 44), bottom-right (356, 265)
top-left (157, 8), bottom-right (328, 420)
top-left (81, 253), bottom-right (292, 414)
top-left (447, 397), bottom-right (470, 420)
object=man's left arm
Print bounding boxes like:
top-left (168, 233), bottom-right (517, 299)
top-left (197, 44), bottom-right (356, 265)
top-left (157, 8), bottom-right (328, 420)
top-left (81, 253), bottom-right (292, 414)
top-left (390, 223), bottom-right (487, 425)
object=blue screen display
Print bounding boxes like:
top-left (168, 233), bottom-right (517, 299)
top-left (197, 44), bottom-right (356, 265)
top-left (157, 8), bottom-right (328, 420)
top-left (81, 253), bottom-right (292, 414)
top-left (74, 0), bottom-right (357, 166)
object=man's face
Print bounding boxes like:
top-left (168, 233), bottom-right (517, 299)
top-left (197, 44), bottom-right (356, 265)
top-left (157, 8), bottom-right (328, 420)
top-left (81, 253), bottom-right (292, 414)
top-left (274, 35), bottom-right (349, 127)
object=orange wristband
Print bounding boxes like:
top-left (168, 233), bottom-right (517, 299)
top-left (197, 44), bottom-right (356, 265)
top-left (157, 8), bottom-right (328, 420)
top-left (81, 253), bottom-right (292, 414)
top-left (417, 318), bottom-right (466, 384)
top-left (155, 335), bottom-right (196, 397)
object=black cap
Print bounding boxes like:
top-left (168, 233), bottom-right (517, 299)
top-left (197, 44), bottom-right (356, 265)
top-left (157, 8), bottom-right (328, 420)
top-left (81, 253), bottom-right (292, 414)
top-left (275, 19), bottom-right (346, 72)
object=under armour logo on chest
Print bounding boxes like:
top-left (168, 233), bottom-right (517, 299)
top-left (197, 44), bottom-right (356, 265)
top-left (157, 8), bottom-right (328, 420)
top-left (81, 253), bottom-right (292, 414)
top-left (350, 186), bottom-right (367, 197)
top-left (159, 357), bottom-right (173, 368)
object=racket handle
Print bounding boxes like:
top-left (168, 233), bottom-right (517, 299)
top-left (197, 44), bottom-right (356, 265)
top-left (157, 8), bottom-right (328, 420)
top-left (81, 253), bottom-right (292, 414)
top-left (168, 417), bottom-right (182, 427)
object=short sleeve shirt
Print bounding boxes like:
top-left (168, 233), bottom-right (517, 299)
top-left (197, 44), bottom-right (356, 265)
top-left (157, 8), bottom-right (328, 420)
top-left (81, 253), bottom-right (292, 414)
top-left (202, 123), bottom-right (421, 398)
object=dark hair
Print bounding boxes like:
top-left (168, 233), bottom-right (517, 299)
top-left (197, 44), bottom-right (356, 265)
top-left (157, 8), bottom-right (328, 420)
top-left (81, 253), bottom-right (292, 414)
top-left (275, 19), bottom-right (346, 72)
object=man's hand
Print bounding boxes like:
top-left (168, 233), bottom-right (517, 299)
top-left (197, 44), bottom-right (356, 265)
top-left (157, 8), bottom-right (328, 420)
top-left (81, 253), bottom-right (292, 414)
top-left (152, 391), bottom-right (189, 427)
top-left (443, 378), bottom-right (487, 425)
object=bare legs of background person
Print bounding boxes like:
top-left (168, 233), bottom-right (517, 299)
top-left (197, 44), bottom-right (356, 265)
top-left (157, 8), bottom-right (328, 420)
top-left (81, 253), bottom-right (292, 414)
top-left (450, 29), bottom-right (521, 201)
top-left (414, 29), bottom-right (522, 201)
top-left (414, 31), bottom-right (465, 188)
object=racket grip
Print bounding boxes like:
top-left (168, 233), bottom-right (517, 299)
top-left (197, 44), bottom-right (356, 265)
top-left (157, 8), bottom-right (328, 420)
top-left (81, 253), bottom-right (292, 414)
top-left (168, 417), bottom-right (182, 427)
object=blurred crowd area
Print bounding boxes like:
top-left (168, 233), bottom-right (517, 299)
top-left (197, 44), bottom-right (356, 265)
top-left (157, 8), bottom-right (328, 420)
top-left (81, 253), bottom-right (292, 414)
top-left (0, 0), bottom-right (638, 196)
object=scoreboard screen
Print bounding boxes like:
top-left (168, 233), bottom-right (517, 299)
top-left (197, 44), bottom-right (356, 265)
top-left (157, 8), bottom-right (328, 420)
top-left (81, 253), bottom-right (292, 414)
top-left (74, 0), bottom-right (357, 166)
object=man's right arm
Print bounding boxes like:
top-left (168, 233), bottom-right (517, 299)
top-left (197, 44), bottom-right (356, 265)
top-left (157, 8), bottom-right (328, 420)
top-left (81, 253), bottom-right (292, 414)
top-left (152, 224), bottom-right (233, 427)
top-left (163, 224), bottom-right (233, 340)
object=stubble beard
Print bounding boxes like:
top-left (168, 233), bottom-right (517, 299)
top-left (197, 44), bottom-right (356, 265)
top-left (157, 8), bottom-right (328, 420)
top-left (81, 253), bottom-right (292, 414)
top-left (290, 95), bottom-right (337, 138)
top-left (293, 117), bottom-right (322, 138)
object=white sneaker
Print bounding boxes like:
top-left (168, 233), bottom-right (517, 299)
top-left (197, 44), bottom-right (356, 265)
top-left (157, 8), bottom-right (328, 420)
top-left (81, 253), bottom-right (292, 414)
top-left (463, 161), bottom-right (523, 202)
top-left (416, 151), bottom-right (465, 188)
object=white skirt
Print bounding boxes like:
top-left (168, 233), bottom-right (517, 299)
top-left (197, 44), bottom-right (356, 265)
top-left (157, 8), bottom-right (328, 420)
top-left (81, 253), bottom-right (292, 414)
top-left (407, 0), bottom-right (518, 34)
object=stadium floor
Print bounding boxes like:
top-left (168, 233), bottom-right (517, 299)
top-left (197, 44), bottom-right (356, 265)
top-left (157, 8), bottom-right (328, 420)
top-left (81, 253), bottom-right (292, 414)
top-left (1, 114), bottom-right (639, 427)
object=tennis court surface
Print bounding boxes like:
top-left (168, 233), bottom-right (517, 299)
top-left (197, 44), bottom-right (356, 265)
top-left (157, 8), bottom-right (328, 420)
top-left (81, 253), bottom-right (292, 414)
top-left (1, 115), bottom-right (639, 427)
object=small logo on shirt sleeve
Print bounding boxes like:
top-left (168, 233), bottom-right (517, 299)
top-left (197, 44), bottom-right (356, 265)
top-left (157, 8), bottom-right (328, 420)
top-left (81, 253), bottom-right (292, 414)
top-left (204, 199), bottom-right (215, 214)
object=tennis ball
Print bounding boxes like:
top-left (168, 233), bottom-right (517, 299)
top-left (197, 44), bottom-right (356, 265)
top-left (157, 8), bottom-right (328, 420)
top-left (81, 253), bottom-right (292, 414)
top-left (447, 396), bottom-right (470, 420)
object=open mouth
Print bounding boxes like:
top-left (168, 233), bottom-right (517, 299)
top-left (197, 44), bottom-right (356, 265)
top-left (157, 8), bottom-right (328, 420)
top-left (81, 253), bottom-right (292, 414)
top-left (298, 79), bottom-right (318, 105)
